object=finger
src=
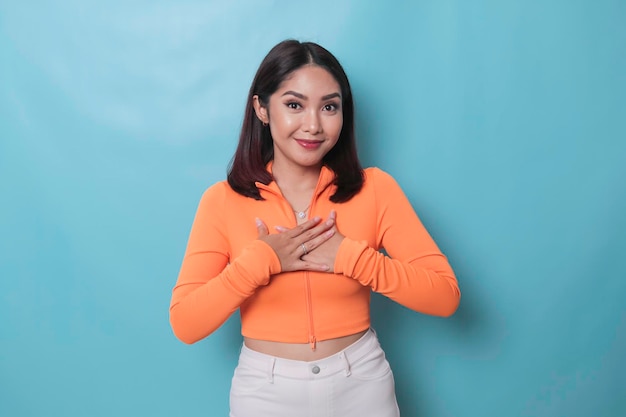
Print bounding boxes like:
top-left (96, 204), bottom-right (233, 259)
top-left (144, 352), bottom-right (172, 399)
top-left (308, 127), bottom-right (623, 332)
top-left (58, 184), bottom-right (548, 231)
top-left (275, 225), bottom-right (288, 233)
top-left (327, 210), bottom-right (338, 231)
top-left (294, 260), bottom-right (330, 272)
top-left (297, 241), bottom-right (311, 258)
top-left (296, 217), bottom-right (335, 242)
top-left (303, 228), bottom-right (336, 253)
top-left (255, 218), bottom-right (269, 237)
top-left (286, 216), bottom-right (322, 237)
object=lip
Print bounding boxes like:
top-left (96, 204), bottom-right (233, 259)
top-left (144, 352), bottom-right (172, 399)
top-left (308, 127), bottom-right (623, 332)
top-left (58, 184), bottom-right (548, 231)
top-left (295, 139), bottom-right (323, 150)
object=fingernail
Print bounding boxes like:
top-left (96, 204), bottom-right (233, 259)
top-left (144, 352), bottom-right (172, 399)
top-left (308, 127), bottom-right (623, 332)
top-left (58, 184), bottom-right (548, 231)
top-left (255, 218), bottom-right (262, 226)
top-left (326, 219), bottom-right (334, 226)
top-left (313, 216), bottom-right (321, 222)
top-left (326, 229), bottom-right (335, 237)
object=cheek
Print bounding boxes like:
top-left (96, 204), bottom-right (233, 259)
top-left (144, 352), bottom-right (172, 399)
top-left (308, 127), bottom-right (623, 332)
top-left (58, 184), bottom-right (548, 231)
top-left (273, 113), bottom-right (299, 134)
top-left (328, 116), bottom-right (343, 139)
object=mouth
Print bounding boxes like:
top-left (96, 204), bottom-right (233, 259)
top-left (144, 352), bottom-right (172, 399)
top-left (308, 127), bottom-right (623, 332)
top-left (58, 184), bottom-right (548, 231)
top-left (295, 139), bottom-right (323, 150)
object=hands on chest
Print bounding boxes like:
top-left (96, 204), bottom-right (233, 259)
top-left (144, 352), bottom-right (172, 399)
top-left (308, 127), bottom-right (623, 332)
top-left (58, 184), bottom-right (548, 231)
top-left (256, 210), bottom-right (344, 273)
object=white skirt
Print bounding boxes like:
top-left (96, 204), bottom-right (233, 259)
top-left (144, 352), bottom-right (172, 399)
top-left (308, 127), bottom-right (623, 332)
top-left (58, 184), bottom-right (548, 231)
top-left (229, 329), bottom-right (400, 417)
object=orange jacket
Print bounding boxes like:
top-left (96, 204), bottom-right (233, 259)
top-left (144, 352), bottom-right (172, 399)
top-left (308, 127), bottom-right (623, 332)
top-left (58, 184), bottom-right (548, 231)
top-left (170, 166), bottom-right (460, 345)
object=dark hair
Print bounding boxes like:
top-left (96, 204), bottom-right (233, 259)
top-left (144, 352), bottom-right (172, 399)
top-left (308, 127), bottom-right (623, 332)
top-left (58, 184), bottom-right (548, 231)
top-left (227, 39), bottom-right (364, 203)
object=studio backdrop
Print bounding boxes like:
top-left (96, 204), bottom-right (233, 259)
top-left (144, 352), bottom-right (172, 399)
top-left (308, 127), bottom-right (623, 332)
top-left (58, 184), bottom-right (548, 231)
top-left (1, 1), bottom-right (625, 416)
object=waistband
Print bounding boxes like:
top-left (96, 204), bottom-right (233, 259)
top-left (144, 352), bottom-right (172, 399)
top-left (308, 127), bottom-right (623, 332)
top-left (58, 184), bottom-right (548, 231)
top-left (238, 328), bottom-right (380, 380)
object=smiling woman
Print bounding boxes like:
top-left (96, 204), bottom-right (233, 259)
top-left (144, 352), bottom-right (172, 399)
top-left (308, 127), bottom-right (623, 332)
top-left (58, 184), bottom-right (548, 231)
top-left (169, 39), bottom-right (461, 417)
top-left (253, 65), bottom-right (344, 206)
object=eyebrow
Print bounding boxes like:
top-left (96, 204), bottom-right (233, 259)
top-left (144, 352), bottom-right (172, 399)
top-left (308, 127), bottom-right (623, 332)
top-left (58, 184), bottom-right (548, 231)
top-left (281, 91), bottom-right (341, 101)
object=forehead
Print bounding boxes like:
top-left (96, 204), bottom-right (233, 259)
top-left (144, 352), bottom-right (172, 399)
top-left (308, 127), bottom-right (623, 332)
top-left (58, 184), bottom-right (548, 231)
top-left (276, 65), bottom-right (341, 95)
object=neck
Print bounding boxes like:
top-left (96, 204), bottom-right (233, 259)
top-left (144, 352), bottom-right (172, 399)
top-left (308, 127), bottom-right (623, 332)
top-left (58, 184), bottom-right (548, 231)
top-left (271, 160), bottom-right (321, 194)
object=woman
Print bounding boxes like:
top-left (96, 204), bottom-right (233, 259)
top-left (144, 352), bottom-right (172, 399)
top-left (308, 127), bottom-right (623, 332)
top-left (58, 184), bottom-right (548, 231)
top-left (170, 39), bottom-right (460, 417)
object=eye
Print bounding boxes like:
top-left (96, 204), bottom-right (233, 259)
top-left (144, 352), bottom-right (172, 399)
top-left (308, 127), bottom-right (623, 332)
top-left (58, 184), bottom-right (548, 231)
top-left (323, 103), bottom-right (340, 112)
top-left (286, 101), bottom-right (302, 110)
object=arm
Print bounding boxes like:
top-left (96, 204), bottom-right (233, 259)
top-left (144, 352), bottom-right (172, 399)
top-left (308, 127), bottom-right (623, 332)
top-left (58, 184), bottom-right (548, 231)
top-left (169, 183), bottom-right (281, 344)
top-left (334, 169), bottom-right (460, 317)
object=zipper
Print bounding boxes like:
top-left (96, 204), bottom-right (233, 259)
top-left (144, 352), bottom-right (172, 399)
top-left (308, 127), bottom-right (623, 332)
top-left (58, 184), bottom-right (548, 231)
top-left (302, 194), bottom-right (318, 351)
top-left (258, 166), bottom-right (334, 352)
top-left (283, 195), bottom-right (317, 350)
top-left (304, 270), bottom-right (316, 350)
top-left (296, 192), bottom-right (317, 351)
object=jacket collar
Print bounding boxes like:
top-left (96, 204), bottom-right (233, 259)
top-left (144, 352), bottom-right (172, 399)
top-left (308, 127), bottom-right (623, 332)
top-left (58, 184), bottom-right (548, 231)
top-left (254, 161), bottom-right (336, 199)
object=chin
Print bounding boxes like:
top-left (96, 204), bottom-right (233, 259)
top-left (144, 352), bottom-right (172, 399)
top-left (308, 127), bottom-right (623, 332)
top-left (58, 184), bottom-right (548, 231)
top-left (301, 154), bottom-right (329, 166)
top-left (298, 160), bottom-right (324, 169)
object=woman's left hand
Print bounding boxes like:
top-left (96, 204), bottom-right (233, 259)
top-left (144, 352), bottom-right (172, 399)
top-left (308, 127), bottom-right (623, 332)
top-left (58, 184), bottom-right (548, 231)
top-left (277, 210), bottom-right (344, 273)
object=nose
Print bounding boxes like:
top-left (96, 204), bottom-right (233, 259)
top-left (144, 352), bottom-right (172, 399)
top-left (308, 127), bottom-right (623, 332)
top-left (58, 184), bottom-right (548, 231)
top-left (303, 109), bottom-right (322, 134)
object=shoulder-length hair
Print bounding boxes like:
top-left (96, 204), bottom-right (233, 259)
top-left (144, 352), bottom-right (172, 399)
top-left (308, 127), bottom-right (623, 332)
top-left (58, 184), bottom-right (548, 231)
top-left (227, 39), bottom-right (364, 203)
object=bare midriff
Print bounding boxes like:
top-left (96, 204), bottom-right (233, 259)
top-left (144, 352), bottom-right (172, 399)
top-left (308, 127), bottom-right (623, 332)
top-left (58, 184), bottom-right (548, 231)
top-left (244, 329), bottom-right (368, 361)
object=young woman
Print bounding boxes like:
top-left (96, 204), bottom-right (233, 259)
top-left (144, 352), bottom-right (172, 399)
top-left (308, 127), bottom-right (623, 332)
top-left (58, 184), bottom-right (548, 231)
top-left (170, 39), bottom-right (461, 417)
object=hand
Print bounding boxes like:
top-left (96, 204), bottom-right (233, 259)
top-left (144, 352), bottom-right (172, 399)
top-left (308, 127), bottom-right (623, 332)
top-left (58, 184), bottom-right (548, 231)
top-left (256, 216), bottom-right (336, 272)
top-left (300, 210), bottom-right (344, 272)
top-left (275, 211), bottom-right (344, 273)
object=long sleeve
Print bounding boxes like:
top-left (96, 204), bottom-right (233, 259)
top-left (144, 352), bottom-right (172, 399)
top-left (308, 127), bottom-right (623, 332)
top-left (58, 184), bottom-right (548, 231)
top-left (334, 168), bottom-right (460, 317)
top-left (169, 183), bottom-right (282, 344)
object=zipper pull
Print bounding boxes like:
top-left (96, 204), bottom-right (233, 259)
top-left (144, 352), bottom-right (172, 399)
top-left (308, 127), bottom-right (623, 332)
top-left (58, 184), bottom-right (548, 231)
top-left (309, 336), bottom-right (317, 351)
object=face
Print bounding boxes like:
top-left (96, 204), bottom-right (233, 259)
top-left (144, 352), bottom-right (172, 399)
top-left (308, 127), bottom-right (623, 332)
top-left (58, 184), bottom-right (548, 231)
top-left (253, 65), bottom-right (343, 171)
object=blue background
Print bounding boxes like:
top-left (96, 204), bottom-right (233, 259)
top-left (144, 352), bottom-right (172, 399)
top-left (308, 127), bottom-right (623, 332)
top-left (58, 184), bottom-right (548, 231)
top-left (1, 1), bottom-right (625, 416)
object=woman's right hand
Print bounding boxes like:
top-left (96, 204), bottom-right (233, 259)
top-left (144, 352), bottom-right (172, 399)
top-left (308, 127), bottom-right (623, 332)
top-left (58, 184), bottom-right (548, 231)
top-left (255, 216), bottom-right (335, 272)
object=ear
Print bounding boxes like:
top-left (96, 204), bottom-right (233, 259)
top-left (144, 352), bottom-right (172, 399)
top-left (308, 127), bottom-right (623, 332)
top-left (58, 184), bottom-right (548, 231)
top-left (252, 95), bottom-right (269, 125)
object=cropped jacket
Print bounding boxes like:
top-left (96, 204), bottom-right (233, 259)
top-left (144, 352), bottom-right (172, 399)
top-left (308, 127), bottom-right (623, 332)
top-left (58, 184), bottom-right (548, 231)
top-left (170, 166), bottom-right (460, 346)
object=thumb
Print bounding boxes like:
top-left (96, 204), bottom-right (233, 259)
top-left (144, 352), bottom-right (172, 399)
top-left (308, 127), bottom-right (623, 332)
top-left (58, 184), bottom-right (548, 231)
top-left (255, 218), bottom-right (269, 237)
